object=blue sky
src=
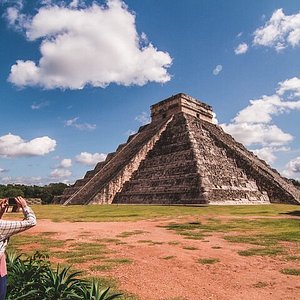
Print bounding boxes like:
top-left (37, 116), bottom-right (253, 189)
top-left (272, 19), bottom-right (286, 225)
top-left (0, 0), bottom-right (300, 185)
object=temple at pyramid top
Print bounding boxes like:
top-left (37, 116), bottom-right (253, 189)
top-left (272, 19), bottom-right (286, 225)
top-left (54, 93), bottom-right (300, 206)
top-left (151, 93), bottom-right (214, 123)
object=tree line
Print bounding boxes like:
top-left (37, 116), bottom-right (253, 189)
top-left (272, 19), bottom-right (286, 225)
top-left (0, 183), bottom-right (68, 204)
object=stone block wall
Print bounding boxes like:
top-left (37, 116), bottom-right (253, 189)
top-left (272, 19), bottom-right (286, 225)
top-left (62, 116), bottom-right (173, 205)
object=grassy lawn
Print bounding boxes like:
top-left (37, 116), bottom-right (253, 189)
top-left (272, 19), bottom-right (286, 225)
top-left (4, 203), bottom-right (299, 222)
top-left (163, 210), bottom-right (300, 261)
top-left (5, 203), bottom-right (300, 299)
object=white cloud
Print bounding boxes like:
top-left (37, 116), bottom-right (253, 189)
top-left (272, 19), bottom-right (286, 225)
top-left (135, 112), bottom-right (150, 125)
top-left (212, 112), bottom-right (218, 124)
top-left (31, 101), bottom-right (49, 110)
top-left (59, 158), bottom-right (72, 168)
top-left (50, 168), bottom-right (72, 179)
top-left (75, 151), bottom-right (107, 166)
top-left (221, 77), bottom-right (300, 164)
top-left (49, 157), bottom-right (72, 180)
top-left (277, 77), bottom-right (300, 97)
top-left (5, 3), bottom-right (28, 31)
top-left (64, 117), bottom-right (96, 131)
top-left (252, 146), bottom-right (289, 164)
top-left (8, 0), bottom-right (172, 89)
top-left (125, 129), bottom-right (136, 136)
top-left (232, 94), bottom-right (300, 125)
top-left (252, 147), bottom-right (277, 164)
top-left (221, 122), bottom-right (292, 147)
top-left (234, 42), bottom-right (248, 55)
top-left (0, 176), bottom-right (44, 185)
top-left (282, 156), bottom-right (300, 179)
top-left (212, 65), bottom-right (222, 76)
top-left (0, 133), bottom-right (56, 157)
top-left (253, 8), bottom-right (300, 51)
top-left (236, 32), bottom-right (243, 38)
top-left (0, 168), bottom-right (7, 173)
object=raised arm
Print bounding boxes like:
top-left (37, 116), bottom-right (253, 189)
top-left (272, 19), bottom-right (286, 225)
top-left (0, 197), bottom-right (37, 241)
top-left (0, 199), bottom-right (8, 219)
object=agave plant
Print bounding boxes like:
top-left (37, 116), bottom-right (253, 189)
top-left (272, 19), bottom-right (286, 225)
top-left (80, 280), bottom-right (122, 300)
top-left (39, 265), bottom-right (86, 299)
top-left (6, 251), bottom-right (50, 300)
top-left (6, 251), bottom-right (122, 300)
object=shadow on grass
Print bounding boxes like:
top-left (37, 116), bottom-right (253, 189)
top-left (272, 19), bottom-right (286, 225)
top-left (280, 210), bottom-right (300, 217)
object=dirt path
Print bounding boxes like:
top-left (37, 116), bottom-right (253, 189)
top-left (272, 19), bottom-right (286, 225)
top-left (27, 218), bottom-right (299, 300)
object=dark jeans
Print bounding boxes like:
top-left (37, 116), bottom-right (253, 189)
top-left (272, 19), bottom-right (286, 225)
top-left (0, 275), bottom-right (7, 300)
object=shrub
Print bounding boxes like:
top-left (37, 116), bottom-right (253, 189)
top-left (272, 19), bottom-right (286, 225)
top-left (6, 251), bottom-right (121, 300)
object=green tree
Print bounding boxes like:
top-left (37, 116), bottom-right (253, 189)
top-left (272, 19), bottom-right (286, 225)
top-left (3, 187), bottom-right (24, 198)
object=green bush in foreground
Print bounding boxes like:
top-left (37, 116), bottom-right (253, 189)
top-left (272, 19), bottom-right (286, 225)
top-left (6, 251), bottom-right (122, 300)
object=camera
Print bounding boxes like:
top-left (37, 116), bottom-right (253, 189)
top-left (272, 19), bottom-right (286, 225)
top-left (8, 197), bottom-right (17, 206)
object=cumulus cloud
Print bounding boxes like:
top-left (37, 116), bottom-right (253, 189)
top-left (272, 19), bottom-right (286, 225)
top-left (59, 158), bottom-right (72, 168)
top-left (212, 65), bottom-right (222, 75)
top-left (232, 94), bottom-right (300, 125)
top-left (222, 122), bottom-right (292, 147)
top-left (212, 112), bottom-right (218, 125)
top-left (64, 117), bottom-right (96, 131)
top-left (253, 8), bottom-right (300, 51)
top-left (50, 168), bottom-right (72, 179)
top-left (135, 112), bottom-right (150, 125)
top-left (49, 157), bottom-right (72, 179)
top-left (282, 156), bottom-right (300, 179)
top-left (7, 0), bottom-right (172, 89)
top-left (75, 151), bottom-right (107, 166)
top-left (0, 168), bottom-right (7, 173)
top-left (277, 77), bottom-right (300, 97)
top-left (234, 42), bottom-right (248, 55)
top-left (221, 77), bottom-right (300, 163)
top-left (252, 146), bottom-right (290, 164)
top-left (0, 133), bottom-right (56, 157)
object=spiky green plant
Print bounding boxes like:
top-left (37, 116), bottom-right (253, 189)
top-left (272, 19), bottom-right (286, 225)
top-left (81, 280), bottom-right (122, 300)
top-left (6, 251), bottom-right (122, 300)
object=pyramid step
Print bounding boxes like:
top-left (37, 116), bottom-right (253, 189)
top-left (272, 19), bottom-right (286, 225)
top-left (121, 175), bottom-right (199, 191)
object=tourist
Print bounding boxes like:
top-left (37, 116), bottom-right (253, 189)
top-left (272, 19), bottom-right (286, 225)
top-left (0, 197), bottom-right (37, 300)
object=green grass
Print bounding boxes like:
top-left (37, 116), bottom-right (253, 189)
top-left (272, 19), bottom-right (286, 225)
top-left (197, 258), bottom-right (220, 264)
top-left (280, 268), bottom-right (300, 276)
top-left (104, 258), bottom-right (133, 264)
top-left (183, 246), bottom-right (198, 250)
top-left (160, 256), bottom-right (175, 260)
top-left (252, 282), bottom-right (268, 288)
top-left (117, 230), bottom-right (148, 238)
top-left (283, 255), bottom-right (300, 261)
top-left (238, 247), bottom-right (284, 256)
top-left (4, 204), bottom-right (298, 222)
top-left (96, 238), bottom-right (122, 244)
top-left (89, 258), bottom-right (133, 272)
top-left (168, 241), bottom-right (180, 245)
top-left (6, 203), bottom-right (299, 299)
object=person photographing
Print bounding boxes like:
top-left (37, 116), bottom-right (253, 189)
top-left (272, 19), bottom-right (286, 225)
top-left (0, 196), bottom-right (37, 300)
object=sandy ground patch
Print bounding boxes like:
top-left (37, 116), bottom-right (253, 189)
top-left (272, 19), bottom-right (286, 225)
top-left (25, 217), bottom-right (300, 300)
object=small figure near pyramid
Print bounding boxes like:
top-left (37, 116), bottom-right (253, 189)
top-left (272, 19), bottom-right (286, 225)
top-left (54, 93), bottom-right (300, 205)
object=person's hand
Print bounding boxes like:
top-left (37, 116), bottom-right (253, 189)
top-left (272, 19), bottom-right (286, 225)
top-left (0, 198), bottom-right (8, 209)
top-left (15, 196), bottom-right (28, 208)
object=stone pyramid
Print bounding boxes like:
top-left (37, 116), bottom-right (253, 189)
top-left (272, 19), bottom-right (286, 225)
top-left (55, 93), bottom-right (300, 205)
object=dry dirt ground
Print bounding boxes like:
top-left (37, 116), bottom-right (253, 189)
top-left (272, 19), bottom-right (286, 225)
top-left (27, 217), bottom-right (299, 300)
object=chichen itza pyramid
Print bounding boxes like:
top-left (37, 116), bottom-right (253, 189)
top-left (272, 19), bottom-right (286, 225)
top-left (55, 93), bottom-right (300, 205)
